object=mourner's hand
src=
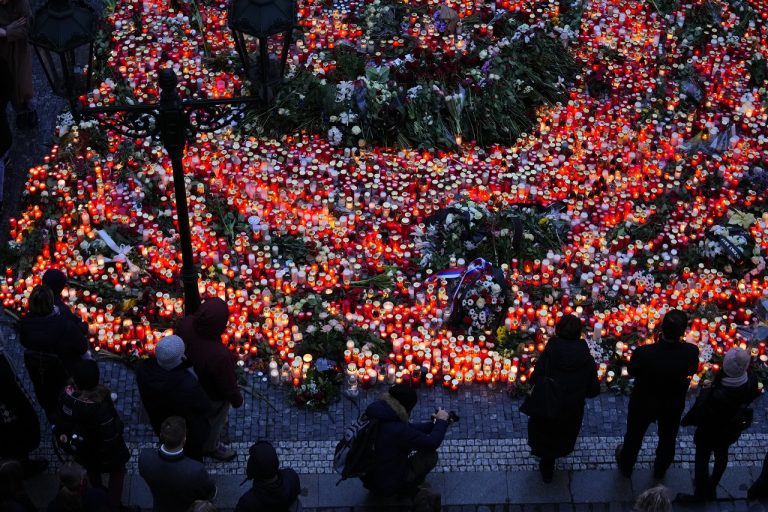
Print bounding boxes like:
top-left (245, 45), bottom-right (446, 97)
top-left (434, 409), bottom-right (449, 421)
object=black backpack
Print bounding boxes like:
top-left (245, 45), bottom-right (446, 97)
top-left (333, 413), bottom-right (380, 483)
top-left (52, 394), bottom-right (92, 456)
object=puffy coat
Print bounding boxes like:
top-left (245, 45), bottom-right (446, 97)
top-left (136, 358), bottom-right (212, 461)
top-left (692, 372), bottom-right (760, 446)
top-left (177, 298), bottom-right (243, 407)
top-left (19, 310), bottom-right (89, 371)
top-left (57, 385), bottom-right (130, 472)
top-left (361, 394), bottom-right (448, 496)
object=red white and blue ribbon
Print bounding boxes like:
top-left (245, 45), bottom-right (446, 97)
top-left (428, 258), bottom-right (493, 322)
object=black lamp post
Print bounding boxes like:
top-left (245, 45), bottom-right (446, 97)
top-left (228, 0), bottom-right (295, 101)
top-left (29, 0), bottom-right (296, 314)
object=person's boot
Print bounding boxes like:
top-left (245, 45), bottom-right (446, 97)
top-left (615, 443), bottom-right (631, 478)
top-left (539, 457), bottom-right (555, 483)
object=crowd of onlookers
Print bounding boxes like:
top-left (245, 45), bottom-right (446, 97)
top-left (2, 269), bottom-right (768, 512)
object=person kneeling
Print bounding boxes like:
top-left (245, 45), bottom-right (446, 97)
top-left (361, 383), bottom-right (449, 502)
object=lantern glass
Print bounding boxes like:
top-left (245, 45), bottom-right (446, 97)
top-left (228, 0), bottom-right (296, 96)
top-left (29, 0), bottom-right (97, 110)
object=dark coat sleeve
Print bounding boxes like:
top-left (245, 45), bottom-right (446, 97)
top-left (210, 352), bottom-right (244, 408)
top-left (62, 319), bottom-right (89, 357)
top-left (397, 419), bottom-right (448, 452)
top-left (585, 355), bottom-right (600, 399)
top-left (194, 467), bottom-right (216, 501)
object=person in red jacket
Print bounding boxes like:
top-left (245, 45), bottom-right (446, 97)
top-left (177, 297), bottom-right (242, 461)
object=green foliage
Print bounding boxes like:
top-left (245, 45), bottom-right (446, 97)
top-left (290, 368), bottom-right (340, 409)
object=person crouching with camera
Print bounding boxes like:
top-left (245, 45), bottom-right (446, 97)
top-left (361, 383), bottom-right (454, 509)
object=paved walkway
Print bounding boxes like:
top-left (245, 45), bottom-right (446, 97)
top-left (3, 312), bottom-right (768, 509)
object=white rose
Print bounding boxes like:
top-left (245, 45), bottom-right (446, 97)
top-left (351, 125), bottom-right (362, 135)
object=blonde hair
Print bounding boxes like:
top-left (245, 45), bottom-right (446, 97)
top-left (634, 485), bottom-right (672, 512)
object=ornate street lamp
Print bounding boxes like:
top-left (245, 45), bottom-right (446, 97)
top-left (29, 0), bottom-right (97, 115)
top-left (228, 0), bottom-right (296, 101)
top-left (28, 0), bottom-right (290, 314)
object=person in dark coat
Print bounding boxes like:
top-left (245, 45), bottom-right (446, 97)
top-left (616, 309), bottom-right (699, 478)
top-left (0, 346), bottom-right (46, 477)
top-left (0, 56), bottom-right (11, 213)
top-left (361, 383), bottom-right (449, 498)
top-left (177, 298), bottom-right (242, 461)
top-left (527, 314), bottom-right (600, 482)
top-left (57, 360), bottom-right (130, 511)
top-left (19, 284), bottom-right (89, 417)
top-left (136, 335), bottom-right (212, 461)
top-left (0, 459), bottom-right (36, 512)
top-left (676, 348), bottom-right (760, 503)
top-left (138, 416), bottom-right (216, 512)
top-left (749, 452), bottom-right (768, 501)
top-left (42, 269), bottom-right (88, 334)
top-left (235, 441), bottom-right (301, 512)
top-left (47, 462), bottom-right (110, 512)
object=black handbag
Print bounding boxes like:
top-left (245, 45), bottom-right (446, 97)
top-left (519, 353), bottom-right (564, 419)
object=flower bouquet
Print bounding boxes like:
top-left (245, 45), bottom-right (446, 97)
top-left (290, 368), bottom-right (339, 409)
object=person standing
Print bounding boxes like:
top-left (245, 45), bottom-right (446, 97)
top-left (56, 360), bottom-right (131, 512)
top-left (616, 309), bottom-right (699, 478)
top-left (0, 0), bottom-right (36, 130)
top-left (676, 348), bottom-right (759, 503)
top-left (526, 314), bottom-right (600, 482)
top-left (361, 383), bottom-right (449, 500)
top-left (19, 284), bottom-right (89, 417)
top-left (235, 441), bottom-right (301, 512)
top-left (136, 335), bottom-right (212, 461)
top-left (177, 298), bottom-right (242, 461)
top-left (0, 56), bottom-right (11, 214)
top-left (138, 416), bottom-right (217, 512)
top-left (0, 344), bottom-right (46, 477)
top-left (42, 269), bottom-right (88, 334)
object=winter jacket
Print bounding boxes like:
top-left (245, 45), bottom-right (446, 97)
top-left (628, 339), bottom-right (699, 414)
top-left (691, 372), bottom-right (760, 446)
top-left (54, 298), bottom-right (88, 335)
top-left (235, 469), bottom-right (301, 512)
top-left (57, 385), bottom-right (130, 472)
top-left (20, 309), bottom-right (88, 416)
top-left (177, 298), bottom-right (243, 407)
top-left (527, 336), bottom-right (600, 458)
top-left (361, 394), bottom-right (448, 496)
top-left (138, 447), bottom-right (216, 512)
top-left (19, 309), bottom-right (89, 371)
top-left (135, 358), bottom-right (212, 461)
top-left (0, 350), bottom-right (40, 459)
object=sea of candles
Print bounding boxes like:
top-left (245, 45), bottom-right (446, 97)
top-left (1, 0), bottom-right (768, 391)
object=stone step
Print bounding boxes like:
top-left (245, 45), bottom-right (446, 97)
top-left (22, 466), bottom-right (764, 511)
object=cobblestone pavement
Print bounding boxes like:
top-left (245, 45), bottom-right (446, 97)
top-left (3, 313), bottom-right (767, 478)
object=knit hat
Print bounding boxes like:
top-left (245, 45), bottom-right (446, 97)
top-left (42, 269), bottom-right (68, 295)
top-left (72, 360), bottom-right (100, 390)
top-left (723, 347), bottom-right (750, 379)
top-left (156, 335), bottom-right (185, 370)
top-left (58, 463), bottom-right (86, 491)
top-left (388, 383), bottom-right (417, 413)
top-left (246, 441), bottom-right (279, 481)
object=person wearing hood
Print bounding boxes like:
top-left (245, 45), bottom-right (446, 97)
top-left (616, 309), bottom-right (699, 479)
top-left (136, 335), bottom-right (212, 461)
top-left (42, 269), bottom-right (88, 334)
top-left (361, 383), bottom-right (449, 499)
top-left (235, 441), bottom-right (300, 512)
top-left (139, 416), bottom-right (216, 512)
top-left (676, 347), bottom-right (759, 503)
top-left (177, 297), bottom-right (242, 461)
top-left (19, 284), bottom-right (89, 417)
top-left (56, 359), bottom-right (131, 512)
top-left (526, 314), bottom-right (600, 482)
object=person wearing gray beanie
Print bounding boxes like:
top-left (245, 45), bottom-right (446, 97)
top-left (136, 335), bottom-right (213, 461)
top-left (677, 347), bottom-right (760, 504)
top-left (155, 335), bottom-right (186, 371)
